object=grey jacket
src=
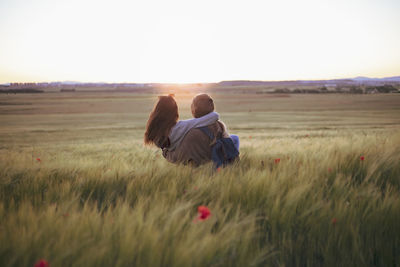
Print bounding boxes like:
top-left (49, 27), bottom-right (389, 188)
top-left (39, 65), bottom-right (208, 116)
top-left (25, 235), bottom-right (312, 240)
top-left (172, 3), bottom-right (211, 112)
top-left (167, 112), bottom-right (219, 151)
top-left (164, 121), bottom-right (229, 166)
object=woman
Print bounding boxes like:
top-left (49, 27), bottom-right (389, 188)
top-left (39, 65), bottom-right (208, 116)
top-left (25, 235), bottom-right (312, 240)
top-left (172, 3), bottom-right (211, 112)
top-left (144, 94), bottom-right (219, 151)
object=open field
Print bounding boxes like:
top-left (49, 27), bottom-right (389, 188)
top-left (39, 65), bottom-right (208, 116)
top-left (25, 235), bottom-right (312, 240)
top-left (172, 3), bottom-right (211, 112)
top-left (1, 92), bottom-right (400, 266)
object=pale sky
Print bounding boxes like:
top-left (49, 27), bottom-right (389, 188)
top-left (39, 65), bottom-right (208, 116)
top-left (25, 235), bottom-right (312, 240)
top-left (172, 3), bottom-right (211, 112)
top-left (0, 0), bottom-right (399, 83)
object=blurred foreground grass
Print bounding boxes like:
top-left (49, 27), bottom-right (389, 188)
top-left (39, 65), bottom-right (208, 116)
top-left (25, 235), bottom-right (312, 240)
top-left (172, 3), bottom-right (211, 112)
top-left (0, 93), bottom-right (399, 266)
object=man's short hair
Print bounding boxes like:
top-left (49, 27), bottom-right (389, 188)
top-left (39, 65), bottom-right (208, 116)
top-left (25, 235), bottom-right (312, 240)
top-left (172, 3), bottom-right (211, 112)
top-left (191, 94), bottom-right (214, 118)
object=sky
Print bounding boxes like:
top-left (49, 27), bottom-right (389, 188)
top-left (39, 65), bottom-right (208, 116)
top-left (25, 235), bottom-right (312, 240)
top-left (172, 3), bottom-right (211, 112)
top-left (0, 0), bottom-right (399, 83)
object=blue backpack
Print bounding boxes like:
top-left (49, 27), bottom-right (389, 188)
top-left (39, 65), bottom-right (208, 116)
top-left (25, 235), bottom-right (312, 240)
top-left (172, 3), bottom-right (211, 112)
top-left (197, 126), bottom-right (239, 169)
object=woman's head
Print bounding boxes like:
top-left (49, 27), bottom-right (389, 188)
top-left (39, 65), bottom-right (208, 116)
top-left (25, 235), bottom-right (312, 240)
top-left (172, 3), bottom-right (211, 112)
top-left (144, 94), bottom-right (179, 147)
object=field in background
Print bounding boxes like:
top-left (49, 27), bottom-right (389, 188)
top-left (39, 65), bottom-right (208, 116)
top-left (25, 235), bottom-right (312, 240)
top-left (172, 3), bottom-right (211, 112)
top-left (1, 93), bottom-right (399, 147)
top-left (1, 93), bottom-right (399, 266)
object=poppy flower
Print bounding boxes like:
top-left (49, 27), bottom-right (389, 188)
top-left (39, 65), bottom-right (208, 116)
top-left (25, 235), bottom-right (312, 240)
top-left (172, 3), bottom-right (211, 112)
top-left (328, 168), bottom-right (332, 172)
top-left (331, 218), bottom-right (337, 225)
top-left (360, 156), bottom-right (365, 161)
top-left (274, 158), bottom-right (280, 164)
top-left (217, 167), bottom-right (221, 172)
top-left (36, 158), bottom-right (41, 162)
top-left (34, 259), bottom-right (49, 267)
top-left (197, 206), bottom-right (211, 221)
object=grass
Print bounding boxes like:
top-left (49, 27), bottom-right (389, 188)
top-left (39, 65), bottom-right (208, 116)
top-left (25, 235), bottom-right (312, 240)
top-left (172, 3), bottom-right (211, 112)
top-left (0, 93), bottom-right (400, 266)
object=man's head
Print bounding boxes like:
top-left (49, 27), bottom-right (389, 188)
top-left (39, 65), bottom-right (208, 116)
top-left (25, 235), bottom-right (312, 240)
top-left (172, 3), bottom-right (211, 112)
top-left (191, 94), bottom-right (214, 118)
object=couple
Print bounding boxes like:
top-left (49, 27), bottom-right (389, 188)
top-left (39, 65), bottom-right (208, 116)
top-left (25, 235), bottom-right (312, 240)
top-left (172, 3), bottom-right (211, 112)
top-left (144, 94), bottom-right (239, 167)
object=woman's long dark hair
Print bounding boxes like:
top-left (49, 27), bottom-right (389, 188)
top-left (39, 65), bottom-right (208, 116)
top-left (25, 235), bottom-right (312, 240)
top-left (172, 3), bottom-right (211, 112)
top-left (144, 94), bottom-right (178, 148)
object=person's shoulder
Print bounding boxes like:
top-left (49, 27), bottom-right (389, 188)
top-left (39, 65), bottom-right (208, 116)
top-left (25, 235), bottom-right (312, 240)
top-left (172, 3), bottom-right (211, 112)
top-left (184, 127), bottom-right (206, 139)
top-left (179, 128), bottom-right (211, 146)
top-left (216, 120), bottom-right (230, 137)
top-left (217, 120), bottom-right (226, 128)
top-left (172, 118), bottom-right (198, 131)
top-left (170, 120), bottom-right (188, 134)
top-left (173, 120), bottom-right (185, 128)
top-left (177, 128), bottom-right (210, 154)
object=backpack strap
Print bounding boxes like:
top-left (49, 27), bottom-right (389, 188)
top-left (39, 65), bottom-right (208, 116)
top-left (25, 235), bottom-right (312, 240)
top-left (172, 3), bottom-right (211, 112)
top-left (197, 126), bottom-right (217, 146)
top-left (198, 126), bottom-right (214, 140)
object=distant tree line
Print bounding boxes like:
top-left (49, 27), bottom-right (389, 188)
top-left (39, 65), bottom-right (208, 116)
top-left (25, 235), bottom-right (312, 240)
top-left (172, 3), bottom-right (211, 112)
top-left (272, 85), bottom-right (399, 94)
top-left (0, 89), bottom-right (44, 94)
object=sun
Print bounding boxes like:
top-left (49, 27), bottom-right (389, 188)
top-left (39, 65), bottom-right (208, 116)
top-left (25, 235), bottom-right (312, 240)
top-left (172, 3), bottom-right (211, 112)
top-left (136, 17), bottom-right (224, 83)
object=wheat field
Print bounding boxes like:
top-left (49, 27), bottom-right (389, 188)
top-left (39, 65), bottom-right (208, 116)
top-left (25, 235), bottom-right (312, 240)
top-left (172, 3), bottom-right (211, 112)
top-left (0, 92), bottom-right (399, 266)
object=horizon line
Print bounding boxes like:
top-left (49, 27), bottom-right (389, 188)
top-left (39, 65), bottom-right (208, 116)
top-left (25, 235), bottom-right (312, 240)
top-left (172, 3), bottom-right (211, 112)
top-left (2, 75), bottom-right (400, 85)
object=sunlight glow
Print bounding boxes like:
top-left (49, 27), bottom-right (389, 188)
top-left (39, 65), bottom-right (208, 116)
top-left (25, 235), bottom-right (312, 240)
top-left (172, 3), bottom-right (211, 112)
top-left (0, 0), bottom-right (399, 83)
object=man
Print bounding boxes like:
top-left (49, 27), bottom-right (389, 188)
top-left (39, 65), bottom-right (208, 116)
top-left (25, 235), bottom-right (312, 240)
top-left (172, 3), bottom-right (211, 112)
top-left (163, 94), bottom-right (239, 166)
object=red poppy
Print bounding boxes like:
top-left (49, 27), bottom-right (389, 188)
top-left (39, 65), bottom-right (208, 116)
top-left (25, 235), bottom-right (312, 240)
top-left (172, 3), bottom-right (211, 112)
top-left (197, 206), bottom-right (211, 221)
top-left (34, 259), bottom-right (49, 267)
top-left (217, 167), bottom-right (221, 172)
top-left (331, 218), bottom-right (337, 225)
top-left (360, 156), bottom-right (365, 161)
top-left (274, 158), bottom-right (280, 164)
top-left (36, 158), bottom-right (41, 162)
top-left (328, 168), bottom-right (332, 172)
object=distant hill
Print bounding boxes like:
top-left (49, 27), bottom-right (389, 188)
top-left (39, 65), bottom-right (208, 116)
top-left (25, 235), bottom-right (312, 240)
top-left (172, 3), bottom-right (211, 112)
top-left (352, 76), bottom-right (400, 82)
top-left (218, 76), bottom-right (400, 87)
